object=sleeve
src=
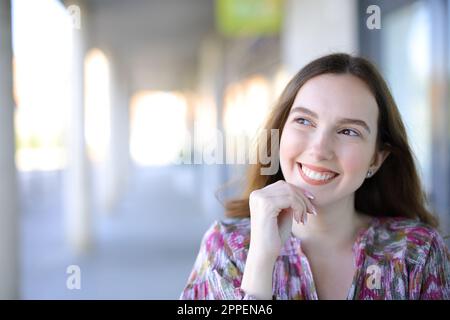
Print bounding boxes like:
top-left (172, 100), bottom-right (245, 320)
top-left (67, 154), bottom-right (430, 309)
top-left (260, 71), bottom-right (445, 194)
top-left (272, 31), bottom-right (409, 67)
top-left (179, 221), bottom-right (256, 300)
top-left (419, 232), bottom-right (450, 299)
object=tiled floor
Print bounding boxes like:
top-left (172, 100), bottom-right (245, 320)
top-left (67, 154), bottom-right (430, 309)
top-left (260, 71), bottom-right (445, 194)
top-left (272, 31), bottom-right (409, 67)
top-left (19, 165), bottom-right (227, 299)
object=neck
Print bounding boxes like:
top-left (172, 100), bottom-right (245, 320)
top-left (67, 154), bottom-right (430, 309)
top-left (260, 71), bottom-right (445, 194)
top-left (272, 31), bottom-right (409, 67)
top-left (292, 194), bottom-right (369, 248)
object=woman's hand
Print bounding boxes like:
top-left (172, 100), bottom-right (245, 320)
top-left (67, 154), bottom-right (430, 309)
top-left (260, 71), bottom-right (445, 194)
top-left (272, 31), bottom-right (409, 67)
top-left (241, 180), bottom-right (315, 299)
top-left (248, 180), bottom-right (316, 261)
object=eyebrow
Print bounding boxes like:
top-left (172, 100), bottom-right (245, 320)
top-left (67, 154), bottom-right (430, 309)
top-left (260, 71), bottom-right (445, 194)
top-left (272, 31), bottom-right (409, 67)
top-left (289, 106), bottom-right (371, 134)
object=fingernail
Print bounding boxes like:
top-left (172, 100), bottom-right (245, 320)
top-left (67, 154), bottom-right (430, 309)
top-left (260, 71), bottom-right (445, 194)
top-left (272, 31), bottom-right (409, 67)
top-left (303, 190), bottom-right (315, 200)
top-left (312, 207), bottom-right (317, 216)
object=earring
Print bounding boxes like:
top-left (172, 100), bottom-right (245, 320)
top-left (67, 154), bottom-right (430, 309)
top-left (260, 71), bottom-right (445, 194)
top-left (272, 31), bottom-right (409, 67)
top-left (366, 170), bottom-right (373, 178)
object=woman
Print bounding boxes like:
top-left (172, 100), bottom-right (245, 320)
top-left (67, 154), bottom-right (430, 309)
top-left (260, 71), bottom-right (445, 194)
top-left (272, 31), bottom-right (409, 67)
top-left (180, 53), bottom-right (450, 300)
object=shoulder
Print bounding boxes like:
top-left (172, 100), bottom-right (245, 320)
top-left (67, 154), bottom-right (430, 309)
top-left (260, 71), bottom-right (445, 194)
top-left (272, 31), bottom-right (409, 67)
top-left (201, 218), bottom-right (251, 257)
top-left (368, 217), bottom-right (448, 265)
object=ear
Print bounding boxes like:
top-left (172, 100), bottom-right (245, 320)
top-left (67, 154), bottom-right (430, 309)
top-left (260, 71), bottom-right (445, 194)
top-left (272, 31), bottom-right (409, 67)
top-left (369, 148), bottom-right (391, 174)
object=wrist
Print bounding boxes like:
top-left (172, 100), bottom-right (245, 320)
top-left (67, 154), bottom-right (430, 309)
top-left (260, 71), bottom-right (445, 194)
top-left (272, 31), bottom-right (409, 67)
top-left (241, 250), bottom-right (276, 300)
top-left (247, 242), bottom-right (279, 263)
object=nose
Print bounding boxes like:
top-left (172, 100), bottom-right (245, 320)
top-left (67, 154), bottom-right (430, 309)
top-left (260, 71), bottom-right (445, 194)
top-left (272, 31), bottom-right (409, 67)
top-left (307, 129), bottom-right (335, 161)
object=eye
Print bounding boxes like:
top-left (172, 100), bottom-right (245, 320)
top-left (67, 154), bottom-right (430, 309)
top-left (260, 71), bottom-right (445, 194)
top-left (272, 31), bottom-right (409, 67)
top-left (339, 128), bottom-right (360, 137)
top-left (294, 117), bottom-right (313, 126)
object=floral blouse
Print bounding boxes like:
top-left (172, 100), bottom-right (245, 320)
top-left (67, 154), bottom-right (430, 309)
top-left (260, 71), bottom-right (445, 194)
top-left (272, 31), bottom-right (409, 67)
top-left (180, 217), bottom-right (450, 300)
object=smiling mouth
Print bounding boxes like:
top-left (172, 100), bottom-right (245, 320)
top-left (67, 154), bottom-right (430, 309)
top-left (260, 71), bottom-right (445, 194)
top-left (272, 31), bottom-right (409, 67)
top-left (298, 163), bottom-right (339, 185)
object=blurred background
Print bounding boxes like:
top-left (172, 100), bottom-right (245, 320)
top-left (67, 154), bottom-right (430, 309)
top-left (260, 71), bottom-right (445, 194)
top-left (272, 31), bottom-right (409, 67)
top-left (0, 0), bottom-right (449, 299)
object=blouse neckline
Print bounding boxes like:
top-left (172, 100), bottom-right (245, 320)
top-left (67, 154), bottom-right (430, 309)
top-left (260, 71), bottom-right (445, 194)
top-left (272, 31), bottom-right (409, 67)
top-left (280, 216), bottom-right (379, 300)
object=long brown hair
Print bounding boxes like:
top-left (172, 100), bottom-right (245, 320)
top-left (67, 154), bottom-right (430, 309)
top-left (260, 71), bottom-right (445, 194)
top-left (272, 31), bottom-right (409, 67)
top-left (223, 53), bottom-right (439, 228)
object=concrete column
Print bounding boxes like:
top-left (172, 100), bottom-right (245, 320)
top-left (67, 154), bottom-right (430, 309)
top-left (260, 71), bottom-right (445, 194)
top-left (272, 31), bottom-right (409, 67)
top-left (430, 0), bottom-right (450, 237)
top-left (0, 0), bottom-right (19, 299)
top-left (281, 0), bottom-right (358, 73)
top-left (101, 52), bottom-right (130, 215)
top-left (64, 0), bottom-right (92, 254)
top-left (196, 35), bottom-right (227, 219)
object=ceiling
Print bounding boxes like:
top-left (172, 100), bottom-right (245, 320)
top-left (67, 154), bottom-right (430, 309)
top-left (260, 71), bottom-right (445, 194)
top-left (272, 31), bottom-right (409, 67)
top-left (85, 0), bottom-right (217, 91)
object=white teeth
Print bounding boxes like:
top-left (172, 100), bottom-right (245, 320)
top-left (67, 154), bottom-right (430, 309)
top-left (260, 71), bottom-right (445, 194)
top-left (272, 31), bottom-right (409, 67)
top-left (301, 165), bottom-right (336, 181)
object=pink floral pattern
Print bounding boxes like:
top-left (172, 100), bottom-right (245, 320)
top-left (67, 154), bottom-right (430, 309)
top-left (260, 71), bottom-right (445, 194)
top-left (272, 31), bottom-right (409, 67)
top-left (180, 217), bottom-right (450, 300)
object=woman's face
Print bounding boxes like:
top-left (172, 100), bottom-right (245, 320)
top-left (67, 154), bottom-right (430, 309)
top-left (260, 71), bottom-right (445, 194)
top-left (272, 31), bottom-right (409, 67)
top-left (280, 73), bottom-right (386, 207)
